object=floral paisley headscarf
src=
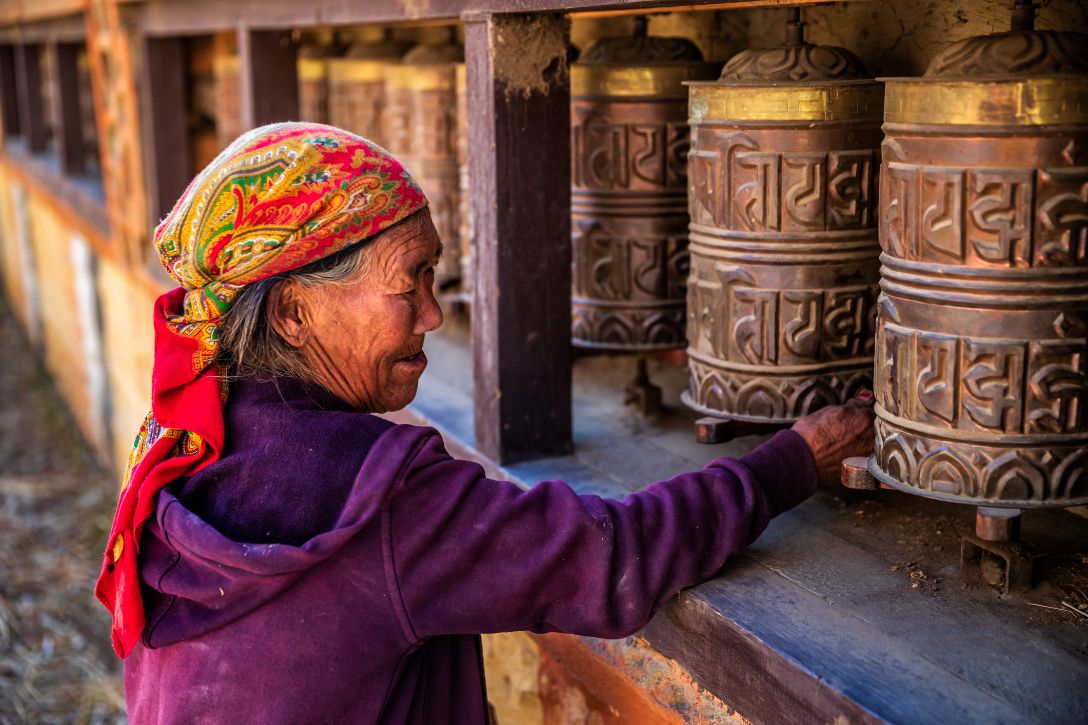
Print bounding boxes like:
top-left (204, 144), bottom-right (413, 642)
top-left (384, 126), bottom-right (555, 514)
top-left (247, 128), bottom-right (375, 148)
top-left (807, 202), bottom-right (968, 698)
top-left (95, 122), bottom-right (428, 657)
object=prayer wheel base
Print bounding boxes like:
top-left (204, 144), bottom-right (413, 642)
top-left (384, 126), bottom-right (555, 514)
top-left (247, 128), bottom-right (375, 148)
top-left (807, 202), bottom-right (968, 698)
top-left (840, 457), bottom-right (1037, 594)
top-left (691, 410), bottom-right (789, 445)
top-left (623, 358), bottom-right (664, 419)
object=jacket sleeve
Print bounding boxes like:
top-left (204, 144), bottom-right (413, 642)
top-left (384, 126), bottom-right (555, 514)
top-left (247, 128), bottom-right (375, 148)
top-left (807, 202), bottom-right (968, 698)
top-left (383, 429), bottom-right (817, 642)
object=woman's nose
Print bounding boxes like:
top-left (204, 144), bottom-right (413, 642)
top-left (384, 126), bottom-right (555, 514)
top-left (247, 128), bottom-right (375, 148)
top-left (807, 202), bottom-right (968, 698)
top-left (416, 285), bottom-right (444, 334)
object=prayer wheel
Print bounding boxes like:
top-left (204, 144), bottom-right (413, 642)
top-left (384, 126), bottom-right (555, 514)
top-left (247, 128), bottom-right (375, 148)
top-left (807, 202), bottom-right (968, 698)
top-left (683, 12), bottom-right (883, 423)
top-left (327, 31), bottom-right (409, 149)
top-left (870, 2), bottom-right (1088, 508)
top-left (571, 18), bottom-right (719, 349)
top-left (383, 31), bottom-right (463, 286)
top-left (298, 44), bottom-right (329, 124)
top-left (187, 36), bottom-right (219, 171)
top-left (213, 51), bottom-right (241, 151)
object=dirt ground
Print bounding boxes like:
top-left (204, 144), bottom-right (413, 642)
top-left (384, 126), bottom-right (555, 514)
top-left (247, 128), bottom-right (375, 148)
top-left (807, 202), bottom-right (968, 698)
top-left (0, 301), bottom-right (126, 723)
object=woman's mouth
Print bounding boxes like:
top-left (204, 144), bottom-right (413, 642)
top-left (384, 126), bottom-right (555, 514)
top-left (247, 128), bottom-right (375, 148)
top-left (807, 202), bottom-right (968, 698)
top-left (396, 350), bottom-right (427, 371)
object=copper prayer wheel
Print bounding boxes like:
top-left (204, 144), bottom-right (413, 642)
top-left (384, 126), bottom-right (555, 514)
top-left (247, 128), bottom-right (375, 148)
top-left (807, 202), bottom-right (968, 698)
top-left (683, 13), bottom-right (883, 423)
top-left (213, 49), bottom-right (241, 149)
top-left (383, 31), bottom-right (463, 286)
top-left (870, 3), bottom-right (1088, 508)
top-left (298, 44), bottom-right (330, 124)
top-left (186, 37), bottom-right (219, 171)
top-left (327, 30), bottom-right (409, 149)
top-left (571, 18), bottom-right (719, 349)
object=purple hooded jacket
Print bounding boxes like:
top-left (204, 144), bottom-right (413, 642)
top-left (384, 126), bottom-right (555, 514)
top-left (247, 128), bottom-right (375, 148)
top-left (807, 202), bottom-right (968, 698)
top-left (125, 375), bottom-right (817, 723)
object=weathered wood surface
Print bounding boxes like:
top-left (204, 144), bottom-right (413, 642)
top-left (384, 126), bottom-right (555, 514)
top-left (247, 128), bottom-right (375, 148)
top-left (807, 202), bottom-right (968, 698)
top-left (465, 13), bottom-right (573, 464)
top-left (391, 324), bottom-right (1088, 724)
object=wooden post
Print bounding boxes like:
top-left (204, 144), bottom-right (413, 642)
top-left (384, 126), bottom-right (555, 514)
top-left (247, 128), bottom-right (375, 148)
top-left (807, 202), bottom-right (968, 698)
top-left (141, 36), bottom-right (191, 224)
top-left (15, 43), bottom-right (47, 152)
top-left (464, 13), bottom-right (572, 464)
top-left (0, 44), bottom-right (21, 138)
top-left (51, 42), bottom-right (85, 175)
top-left (238, 27), bottom-right (298, 131)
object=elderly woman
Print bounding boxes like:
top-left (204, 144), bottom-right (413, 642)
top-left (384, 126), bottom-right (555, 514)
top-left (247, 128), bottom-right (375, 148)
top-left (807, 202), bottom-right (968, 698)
top-left (97, 123), bottom-right (874, 723)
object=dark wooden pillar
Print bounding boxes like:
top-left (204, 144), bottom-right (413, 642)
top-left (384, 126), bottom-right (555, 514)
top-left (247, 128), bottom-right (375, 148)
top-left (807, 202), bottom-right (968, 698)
top-left (464, 13), bottom-right (572, 464)
top-left (141, 36), bottom-right (191, 223)
top-left (0, 44), bottom-right (21, 138)
top-left (51, 42), bottom-right (85, 174)
top-left (15, 43), bottom-right (47, 151)
top-left (238, 27), bottom-right (298, 131)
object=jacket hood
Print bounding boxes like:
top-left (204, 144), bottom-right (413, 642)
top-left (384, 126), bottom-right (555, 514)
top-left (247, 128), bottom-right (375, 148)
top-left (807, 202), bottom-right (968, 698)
top-left (135, 377), bottom-right (434, 649)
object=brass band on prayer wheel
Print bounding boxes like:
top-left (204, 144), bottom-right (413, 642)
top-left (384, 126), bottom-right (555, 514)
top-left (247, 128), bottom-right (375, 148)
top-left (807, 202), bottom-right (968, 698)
top-left (383, 33), bottom-right (464, 286)
top-left (571, 19), bottom-right (719, 350)
top-left (869, 10), bottom-right (1088, 507)
top-left (682, 15), bottom-right (882, 423)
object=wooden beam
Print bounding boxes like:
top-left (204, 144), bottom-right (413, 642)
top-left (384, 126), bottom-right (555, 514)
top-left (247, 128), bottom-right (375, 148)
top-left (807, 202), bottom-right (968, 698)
top-left (0, 13), bottom-right (88, 44)
top-left (51, 41), bottom-right (84, 174)
top-left (140, 36), bottom-right (190, 224)
top-left (0, 0), bottom-right (87, 28)
top-left (135, 0), bottom-right (855, 36)
top-left (15, 43), bottom-right (48, 152)
top-left (238, 27), bottom-right (298, 131)
top-left (465, 13), bottom-right (573, 464)
top-left (0, 44), bottom-right (20, 138)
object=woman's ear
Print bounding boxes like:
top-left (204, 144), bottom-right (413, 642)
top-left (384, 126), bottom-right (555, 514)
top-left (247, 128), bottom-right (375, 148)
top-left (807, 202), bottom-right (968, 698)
top-left (266, 279), bottom-right (311, 348)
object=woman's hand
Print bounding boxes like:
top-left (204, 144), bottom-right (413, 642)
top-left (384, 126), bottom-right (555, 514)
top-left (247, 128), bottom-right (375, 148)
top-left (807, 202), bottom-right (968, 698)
top-left (791, 391), bottom-right (877, 486)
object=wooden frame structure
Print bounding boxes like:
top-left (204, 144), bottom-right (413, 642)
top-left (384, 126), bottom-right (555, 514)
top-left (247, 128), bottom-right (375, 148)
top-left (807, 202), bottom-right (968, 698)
top-left (2, 2), bottom-right (1087, 722)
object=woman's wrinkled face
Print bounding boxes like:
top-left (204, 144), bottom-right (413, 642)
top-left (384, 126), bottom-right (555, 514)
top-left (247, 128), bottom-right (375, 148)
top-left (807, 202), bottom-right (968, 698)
top-left (268, 210), bottom-right (444, 413)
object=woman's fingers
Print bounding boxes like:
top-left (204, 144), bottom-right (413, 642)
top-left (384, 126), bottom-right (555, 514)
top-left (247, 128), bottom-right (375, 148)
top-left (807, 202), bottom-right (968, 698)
top-left (791, 396), bottom-right (878, 486)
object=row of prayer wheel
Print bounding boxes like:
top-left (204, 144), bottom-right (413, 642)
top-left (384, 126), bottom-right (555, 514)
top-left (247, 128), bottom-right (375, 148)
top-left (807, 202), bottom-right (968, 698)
top-left (211, 12), bottom-right (1085, 512)
top-left (575, 7), bottom-right (1087, 512)
top-left (213, 30), bottom-right (468, 288)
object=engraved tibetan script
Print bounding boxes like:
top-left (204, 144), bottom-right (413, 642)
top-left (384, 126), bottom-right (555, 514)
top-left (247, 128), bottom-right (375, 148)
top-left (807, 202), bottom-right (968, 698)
top-left (882, 163), bottom-right (1088, 268)
top-left (573, 111), bottom-right (689, 192)
top-left (691, 129), bottom-right (875, 233)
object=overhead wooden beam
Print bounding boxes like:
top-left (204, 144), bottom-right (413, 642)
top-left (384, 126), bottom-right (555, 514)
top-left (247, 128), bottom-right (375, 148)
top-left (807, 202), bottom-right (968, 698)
top-left (237, 27), bottom-right (298, 131)
top-left (140, 36), bottom-right (190, 224)
top-left (136, 0), bottom-right (853, 36)
top-left (51, 41), bottom-right (84, 174)
top-left (0, 13), bottom-right (88, 44)
top-left (464, 12), bottom-right (573, 464)
top-left (0, 1), bottom-right (88, 29)
top-left (0, 44), bottom-right (20, 138)
top-left (15, 43), bottom-right (48, 152)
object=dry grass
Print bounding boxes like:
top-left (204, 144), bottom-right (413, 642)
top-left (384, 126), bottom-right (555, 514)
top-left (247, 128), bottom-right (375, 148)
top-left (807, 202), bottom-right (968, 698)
top-left (0, 301), bottom-right (126, 724)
